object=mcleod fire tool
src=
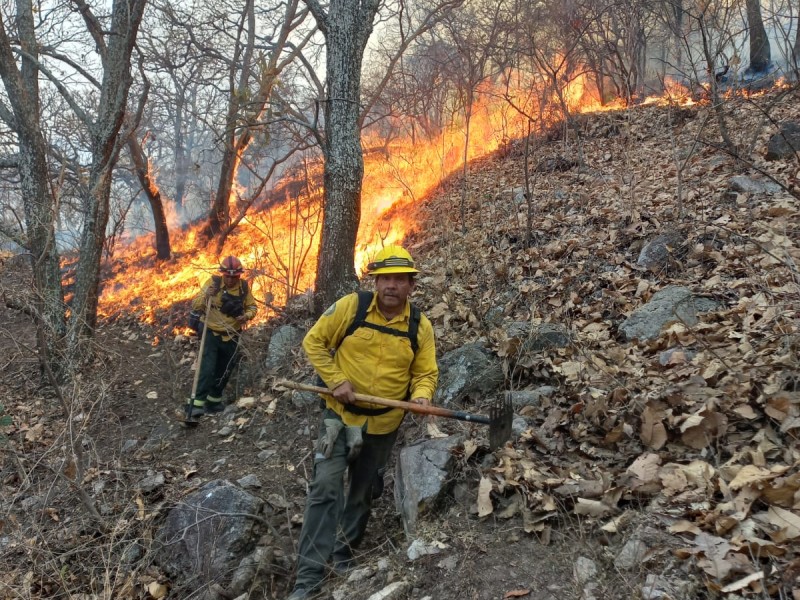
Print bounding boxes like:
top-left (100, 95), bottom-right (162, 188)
top-left (277, 379), bottom-right (513, 448)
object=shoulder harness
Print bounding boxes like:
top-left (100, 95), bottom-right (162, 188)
top-left (212, 275), bottom-right (249, 296)
top-left (328, 290), bottom-right (421, 415)
top-left (340, 290), bottom-right (421, 354)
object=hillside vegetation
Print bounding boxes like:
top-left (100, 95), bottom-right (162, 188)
top-left (1, 86), bottom-right (799, 600)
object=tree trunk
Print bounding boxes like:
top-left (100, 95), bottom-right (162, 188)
top-left (746, 0), bottom-right (771, 73)
top-left (308, 0), bottom-right (380, 314)
top-left (68, 0), bottom-right (147, 349)
top-left (127, 136), bottom-right (172, 260)
top-left (0, 0), bottom-right (66, 371)
top-left (173, 83), bottom-right (188, 214)
top-left (793, 5), bottom-right (800, 75)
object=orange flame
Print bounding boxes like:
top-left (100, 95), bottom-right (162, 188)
top-left (96, 70), bottom-right (712, 328)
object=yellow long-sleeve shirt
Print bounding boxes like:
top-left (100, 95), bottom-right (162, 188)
top-left (302, 292), bottom-right (438, 434)
top-left (191, 277), bottom-right (257, 341)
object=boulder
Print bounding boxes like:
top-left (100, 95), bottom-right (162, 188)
top-left (506, 322), bottom-right (570, 354)
top-left (765, 121), bottom-right (800, 161)
top-left (394, 436), bottom-right (463, 536)
top-left (619, 286), bottom-right (720, 341)
top-left (435, 343), bottom-right (503, 406)
top-left (265, 325), bottom-right (304, 372)
top-left (728, 175), bottom-right (781, 194)
top-left (158, 480), bottom-right (264, 590)
top-left (636, 232), bottom-right (686, 271)
top-left (507, 386), bottom-right (555, 410)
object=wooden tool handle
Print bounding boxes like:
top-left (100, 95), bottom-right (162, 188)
top-left (277, 380), bottom-right (490, 424)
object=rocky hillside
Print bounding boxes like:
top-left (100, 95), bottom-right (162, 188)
top-left (1, 86), bottom-right (799, 600)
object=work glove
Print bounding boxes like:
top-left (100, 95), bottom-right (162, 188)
top-left (316, 418), bottom-right (344, 459)
top-left (345, 425), bottom-right (364, 462)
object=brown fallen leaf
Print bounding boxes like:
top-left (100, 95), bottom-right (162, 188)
top-left (477, 477), bottom-right (494, 517)
top-left (640, 405), bottom-right (668, 449)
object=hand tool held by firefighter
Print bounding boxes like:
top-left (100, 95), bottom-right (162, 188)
top-left (277, 380), bottom-right (513, 448)
top-left (184, 296), bottom-right (213, 427)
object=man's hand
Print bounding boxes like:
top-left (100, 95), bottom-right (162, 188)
top-left (235, 315), bottom-right (248, 325)
top-left (332, 381), bottom-right (356, 404)
top-left (410, 397), bottom-right (430, 407)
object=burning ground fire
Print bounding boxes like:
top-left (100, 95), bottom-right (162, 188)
top-left (97, 74), bottom-right (700, 332)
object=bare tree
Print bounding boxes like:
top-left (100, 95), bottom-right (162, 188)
top-left (0, 0), bottom-right (66, 365)
top-left (303, 0), bottom-right (381, 313)
top-left (302, 0), bottom-right (462, 313)
top-left (795, 2), bottom-right (800, 75)
top-left (65, 0), bottom-right (147, 350)
top-left (203, 0), bottom-right (312, 241)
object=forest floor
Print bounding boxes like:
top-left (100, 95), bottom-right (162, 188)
top-left (2, 85), bottom-right (800, 600)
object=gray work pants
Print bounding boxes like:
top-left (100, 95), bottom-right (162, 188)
top-left (293, 409), bottom-right (398, 590)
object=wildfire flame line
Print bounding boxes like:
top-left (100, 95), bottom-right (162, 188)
top-left (98, 73), bottom-right (703, 331)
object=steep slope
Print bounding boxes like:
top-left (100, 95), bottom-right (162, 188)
top-left (1, 86), bottom-right (798, 600)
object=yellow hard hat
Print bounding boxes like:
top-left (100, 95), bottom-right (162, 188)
top-left (367, 245), bottom-right (419, 275)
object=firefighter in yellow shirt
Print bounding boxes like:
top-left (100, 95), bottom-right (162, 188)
top-left (286, 245), bottom-right (438, 600)
top-left (185, 256), bottom-right (257, 421)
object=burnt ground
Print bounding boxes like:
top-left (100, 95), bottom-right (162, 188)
top-left (0, 272), bottom-right (675, 600)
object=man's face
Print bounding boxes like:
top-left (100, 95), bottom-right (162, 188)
top-left (222, 273), bottom-right (241, 288)
top-left (375, 273), bottom-right (415, 314)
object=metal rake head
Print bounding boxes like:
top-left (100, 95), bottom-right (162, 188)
top-left (489, 392), bottom-right (514, 448)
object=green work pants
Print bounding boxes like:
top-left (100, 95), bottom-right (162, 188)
top-left (195, 331), bottom-right (239, 401)
top-left (294, 409), bottom-right (398, 590)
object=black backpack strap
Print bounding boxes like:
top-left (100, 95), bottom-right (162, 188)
top-left (339, 290), bottom-right (421, 354)
top-left (407, 305), bottom-right (421, 354)
top-left (343, 290), bottom-right (374, 338)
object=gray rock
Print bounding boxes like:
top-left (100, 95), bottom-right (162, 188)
top-left (525, 323), bottom-right (570, 352)
top-left (265, 325), bottom-right (304, 372)
top-left (121, 439), bottom-right (138, 453)
top-left (435, 344), bottom-right (503, 406)
top-left (141, 424), bottom-right (175, 454)
top-left (574, 556), bottom-right (598, 585)
top-left (347, 566), bottom-right (373, 582)
top-left (120, 541), bottom-right (143, 565)
top-left (765, 121), bottom-right (800, 160)
top-left (614, 538), bottom-right (650, 570)
top-left (637, 232), bottom-right (686, 271)
top-left (236, 474), bottom-right (262, 489)
top-left (158, 480), bottom-right (264, 587)
top-left (229, 546), bottom-right (273, 596)
top-left (257, 448), bottom-right (277, 460)
top-left (395, 436), bottom-right (463, 536)
top-left (643, 573), bottom-right (700, 600)
top-left (619, 286), bottom-right (720, 341)
top-left (507, 386), bottom-right (555, 409)
top-left (366, 581), bottom-right (412, 600)
top-left (728, 175), bottom-right (782, 194)
top-left (483, 305), bottom-right (505, 328)
top-left (138, 471), bottom-right (165, 494)
top-left (505, 322), bottom-right (571, 357)
top-left (512, 416), bottom-right (529, 436)
top-left (641, 575), bottom-right (678, 600)
top-left (406, 539), bottom-right (442, 560)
